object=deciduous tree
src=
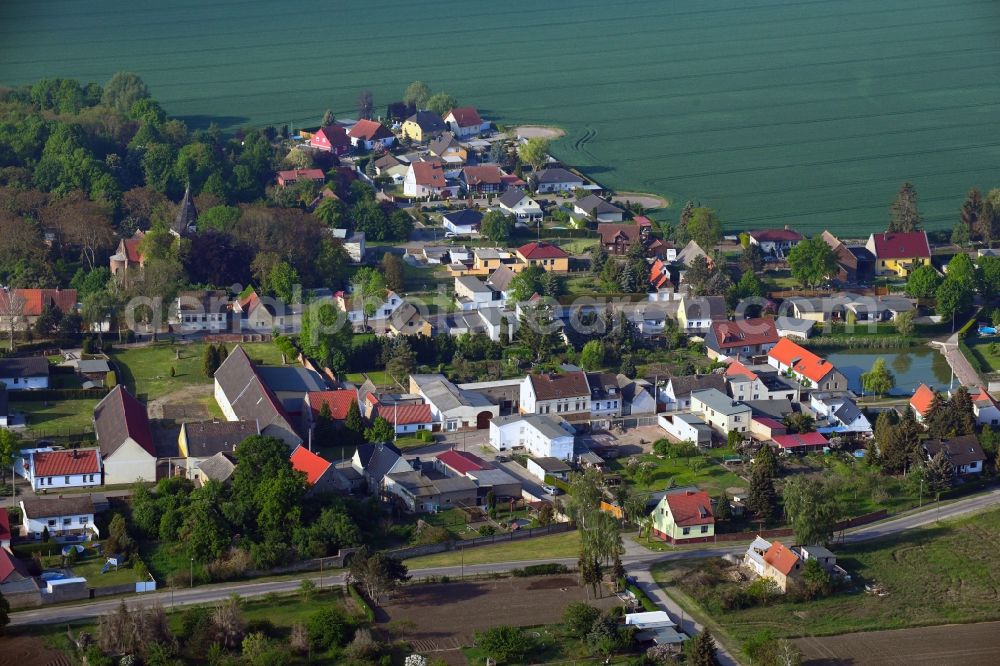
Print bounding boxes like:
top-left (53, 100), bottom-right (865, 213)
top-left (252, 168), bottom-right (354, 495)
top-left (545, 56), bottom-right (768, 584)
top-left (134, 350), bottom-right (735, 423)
top-left (787, 236), bottom-right (837, 288)
top-left (480, 209), bottom-right (515, 243)
top-left (685, 207), bottom-right (722, 250)
top-left (518, 138), bottom-right (549, 172)
top-left (781, 477), bottom-right (839, 547)
top-left (905, 264), bottom-right (942, 298)
top-left (861, 357), bottom-right (895, 396)
top-left (403, 81), bottom-right (430, 110)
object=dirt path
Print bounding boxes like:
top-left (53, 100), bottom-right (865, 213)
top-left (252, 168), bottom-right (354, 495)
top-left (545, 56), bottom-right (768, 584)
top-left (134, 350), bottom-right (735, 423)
top-left (514, 125), bottom-right (566, 139)
top-left (613, 191), bottom-right (670, 209)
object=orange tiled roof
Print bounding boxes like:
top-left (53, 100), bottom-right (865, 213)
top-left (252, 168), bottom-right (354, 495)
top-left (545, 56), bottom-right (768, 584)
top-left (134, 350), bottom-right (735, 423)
top-left (763, 541), bottom-right (800, 576)
top-left (910, 383), bottom-right (935, 416)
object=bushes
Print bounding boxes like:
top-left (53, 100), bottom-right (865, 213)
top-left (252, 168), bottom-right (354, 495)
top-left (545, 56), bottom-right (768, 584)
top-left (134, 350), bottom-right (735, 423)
top-left (563, 602), bottom-right (601, 639)
top-left (512, 563), bottom-right (568, 577)
top-left (307, 606), bottom-right (353, 651)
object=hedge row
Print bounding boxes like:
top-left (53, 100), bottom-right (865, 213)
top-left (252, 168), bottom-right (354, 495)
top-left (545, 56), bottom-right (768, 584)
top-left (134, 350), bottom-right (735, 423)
top-left (543, 475), bottom-right (572, 494)
top-left (626, 582), bottom-right (660, 612)
top-left (8, 388), bottom-right (109, 401)
top-left (512, 563), bottom-right (569, 577)
top-left (348, 583), bottom-right (376, 623)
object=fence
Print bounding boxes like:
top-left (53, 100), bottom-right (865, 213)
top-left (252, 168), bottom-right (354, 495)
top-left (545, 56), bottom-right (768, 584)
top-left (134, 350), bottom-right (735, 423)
top-left (387, 522), bottom-right (575, 560)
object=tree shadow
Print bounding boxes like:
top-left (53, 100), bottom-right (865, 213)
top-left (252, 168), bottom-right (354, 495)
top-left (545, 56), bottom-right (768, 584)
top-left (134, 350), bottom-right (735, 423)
top-left (174, 114), bottom-right (250, 131)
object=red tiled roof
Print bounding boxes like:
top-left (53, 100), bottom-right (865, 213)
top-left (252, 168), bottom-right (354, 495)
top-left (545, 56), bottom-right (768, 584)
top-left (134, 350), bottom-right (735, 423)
top-left (123, 236), bottom-right (143, 263)
top-left (664, 490), bottom-right (714, 527)
top-left (375, 403), bottom-right (434, 426)
top-left (529, 371), bottom-right (590, 401)
top-left (970, 386), bottom-right (998, 408)
top-left (772, 432), bottom-right (828, 450)
top-left (768, 338), bottom-right (836, 384)
top-left (437, 449), bottom-right (489, 475)
top-left (290, 445), bottom-right (332, 485)
top-left (649, 258), bottom-right (671, 289)
top-left (0, 507), bottom-right (10, 543)
top-left (870, 231), bottom-right (931, 260)
top-left (910, 383), bottom-right (936, 416)
top-left (277, 168), bottom-right (324, 183)
top-left (0, 547), bottom-right (27, 583)
top-left (763, 541), bottom-right (800, 576)
top-left (307, 389), bottom-right (359, 421)
top-left (447, 106), bottom-right (484, 128)
top-left (411, 162), bottom-right (446, 187)
top-left (750, 228), bottom-right (804, 243)
top-left (462, 165), bottom-right (503, 185)
top-left (518, 242), bottom-right (568, 260)
top-left (1, 289), bottom-right (77, 317)
top-left (32, 449), bottom-right (100, 477)
top-left (725, 360), bottom-right (759, 380)
top-left (634, 216), bottom-right (653, 227)
top-left (349, 119), bottom-right (393, 141)
top-left (753, 416), bottom-right (785, 430)
top-left (710, 318), bottom-right (779, 349)
top-left (313, 125), bottom-right (350, 150)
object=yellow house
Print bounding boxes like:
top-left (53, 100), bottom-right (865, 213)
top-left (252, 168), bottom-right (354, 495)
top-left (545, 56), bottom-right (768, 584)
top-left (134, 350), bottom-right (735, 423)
top-left (401, 110), bottom-right (446, 143)
top-left (389, 303), bottom-right (434, 337)
top-left (516, 242), bottom-right (569, 272)
top-left (865, 231), bottom-right (931, 277)
top-left (651, 490), bottom-right (715, 543)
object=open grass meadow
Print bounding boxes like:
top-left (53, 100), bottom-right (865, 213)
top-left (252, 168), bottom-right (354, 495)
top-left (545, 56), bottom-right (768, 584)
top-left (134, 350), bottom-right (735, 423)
top-left (3, 0), bottom-right (999, 234)
top-left (653, 507), bottom-right (1000, 644)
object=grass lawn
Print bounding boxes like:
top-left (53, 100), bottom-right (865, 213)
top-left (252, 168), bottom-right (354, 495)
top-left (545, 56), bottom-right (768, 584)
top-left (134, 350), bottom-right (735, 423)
top-left (563, 274), bottom-right (602, 295)
top-left (345, 370), bottom-right (397, 387)
top-left (110, 341), bottom-right (283, 400)
top-left (70, 556), bottom-right (143, 587)
top-left (405, 289), bottom-right (453, 314)
top-left (554, 238), bottom-right (598, 254)
top-left (610, 449), bottom-right (745, 498)
top-left (653, 507), bottom-right (1000, 645)
top-left (405, 530), bottom-right (580, 568)
top-left (966, 338), bottom-right (1000, 373)
top-left (140, 539), bottom-right (195, 582)
top-left (19, 399), bottom-right (100, 438)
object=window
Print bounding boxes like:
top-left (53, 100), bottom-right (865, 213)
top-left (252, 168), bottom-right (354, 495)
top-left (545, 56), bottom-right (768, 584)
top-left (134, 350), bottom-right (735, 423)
top-left (701, 525), bottom-right (709, 534)
top-left (47, 519), bottom-right (56, 527)
top-left (65, 476), bottom-right (70, 484)
top-left (63, 518), bottom-right (71, 525)
top-left (682, 527), bottom-right (690, 535)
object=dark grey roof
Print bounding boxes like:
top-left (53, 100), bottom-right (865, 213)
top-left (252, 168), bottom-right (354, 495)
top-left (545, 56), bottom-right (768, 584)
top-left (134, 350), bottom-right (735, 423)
top-left (0, 356), bottom-right (49, 379)
top-left (94, 385), bottom-right (155, 458)
top-left (213, 346), bottom-right (299, 442)
top-left (924, 435), bottom-right (985, 468)
top-left (667, 374), bottom-right (726, 399)
top-left (444, 209), bottom-right (484, 227)
top-left (366, 442), bottom-right (405, 486)
top-left (182, 421), bottom-right (260, 458)
top-left (833, 399), bottom-right (862, 424)
top-left (530, 456), bottom-right (572, 473)
top-left (197, 452), bottom-right (237, 484)
top-left (78, 359), bottom-right (111, 374)
top-left (407, 110), bottom-right (446, 133)
top-left (847, 246), bottom-right (875, 261)
top-left (683, 296), bottom-right (727, 320)
top-left (486, 265), bottom-right (516, 291)
top-left (499, 188), bottom-right (530, 208)
top-left (21, 495), bottom-right (95, 519)
top-left (429, 131), bottom-right (460, 156)
top-left (575, 195), bottom-right (623, 216)
top-left (536, 168), bottom-right (583, 184)
top-left (745, 399), bottom-right (795, 419)
top-left (173, 182), bottom-right (198, 235)
top-left (587, 372), bottom-right (619, 399)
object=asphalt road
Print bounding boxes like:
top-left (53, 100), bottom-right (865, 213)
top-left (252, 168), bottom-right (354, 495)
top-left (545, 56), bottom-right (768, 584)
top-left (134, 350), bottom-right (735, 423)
top-left (11, 485), bottom-right (1000, 666)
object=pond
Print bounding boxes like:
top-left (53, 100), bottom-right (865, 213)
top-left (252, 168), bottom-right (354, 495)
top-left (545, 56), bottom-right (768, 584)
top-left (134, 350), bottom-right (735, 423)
top-left (825, 347), bottom-right (953, 396)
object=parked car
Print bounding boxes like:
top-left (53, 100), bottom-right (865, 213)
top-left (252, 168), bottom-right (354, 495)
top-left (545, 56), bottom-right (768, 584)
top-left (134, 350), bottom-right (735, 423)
top-left (541, 484), bottom-right (562, 496)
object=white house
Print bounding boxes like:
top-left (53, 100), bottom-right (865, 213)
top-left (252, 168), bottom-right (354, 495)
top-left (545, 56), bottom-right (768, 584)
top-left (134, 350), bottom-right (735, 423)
top-left (404, 162), bottom-right (450, 198)
top-left (587, 372), bottom-right (622, 423)
top-left (526, 456), bottom-right (573, 482)
top-left (534, 168), bottom-right (585, 193)
top-left (444, 107), bottom-right (490, 138)
top-left (0, 357), bottom-right (50, 390)
top-left (173, 290), bottom-right (229, 333)
top-left (335, 289), bottom-right (403, 329)
top-left (691, 388), bottom-right (751, 435)
top-left (498, 188), bottom-right (543, 222)
top-left (677, 296), bottom-right (727, 333)
top-left (748, 228), bottom-right (804, 257)
top-left (574, 195), bottom-right (624, 223)
top-left (725, 362), bottom-right (800, 403)
top-left (454, 275), bottom-right (504, 311)
top-left (923, 435), bottom-right (985, 477)
top-left (347, 119), bottom-right (396, 150)
top-left (478, 305), bottom-right (511, 342)
top-left (810, 392), bottom-right (872, 435)
top-left (370, 400), bottom-right (435, 434)
top-left (660, 374), bottom-right (726, 412)
top-left (489, 413), bottom-right (575, 460)
top-left (617, 375), bottom-right (657, 416)
top-left (94, 386), bottom-right (157, 484)
top-left (520, 371), bottom-right (591, 423)
top-left (22, 449), bottom-right (102, 492)
top-left (443, 209), bottom-right (483, 236)
top-left (410, 374), bottom-right (499, 431)
top-left (344, 232), bottom-right (366, 263)
top-left (658, 412), bottom-right (713, 448)
top-left (972, 387), bottom-right (1000, 427)
top-left (19, 496), bottom-right (98, 540)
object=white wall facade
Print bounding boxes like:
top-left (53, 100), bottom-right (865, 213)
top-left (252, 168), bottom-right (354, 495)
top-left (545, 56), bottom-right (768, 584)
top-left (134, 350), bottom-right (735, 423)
top-left (103, 439), bottom-right (157, 484)
top-left (1, 375), bottom-right (48, 390)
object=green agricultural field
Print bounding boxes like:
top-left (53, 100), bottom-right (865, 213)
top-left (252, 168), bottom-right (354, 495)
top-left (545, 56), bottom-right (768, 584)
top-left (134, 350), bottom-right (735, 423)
top-left (653, 507), bottom-right (1000, 644)
top-left (2, 0), bottom-right (997, 234)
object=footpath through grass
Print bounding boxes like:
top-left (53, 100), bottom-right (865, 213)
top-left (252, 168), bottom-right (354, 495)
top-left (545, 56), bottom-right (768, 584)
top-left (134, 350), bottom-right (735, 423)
top-left (405, 530), bottom-right (580, 568)
top-left (653, 506), bottom-right (1000, 644)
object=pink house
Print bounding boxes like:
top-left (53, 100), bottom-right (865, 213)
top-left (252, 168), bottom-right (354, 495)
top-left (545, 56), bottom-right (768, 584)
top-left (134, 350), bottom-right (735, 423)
top-left (309, 125), bottom-right (350, 155)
